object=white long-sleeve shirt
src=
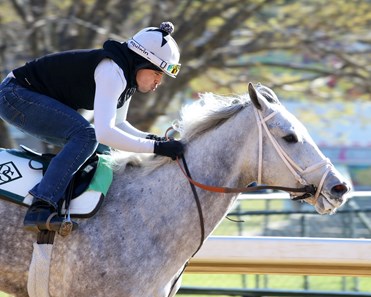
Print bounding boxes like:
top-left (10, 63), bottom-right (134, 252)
top-left (93, 59), bottom-right (155, 153)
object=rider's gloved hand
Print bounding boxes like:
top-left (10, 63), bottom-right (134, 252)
top-left (146, 134), bottom-right (174, 142)
top-left (154, 140), bottom-right (184, 160)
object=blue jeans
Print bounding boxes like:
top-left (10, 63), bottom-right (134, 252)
top-left (0, 77), bottom-right (98, 209)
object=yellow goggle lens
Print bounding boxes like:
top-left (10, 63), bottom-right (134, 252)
top-left (166, 64), bottom-right (181, 75)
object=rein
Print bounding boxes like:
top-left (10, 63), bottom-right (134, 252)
top-left (176, 157), bottom-right (317, 200)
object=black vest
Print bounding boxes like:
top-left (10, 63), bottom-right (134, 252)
top-left (13, 40), bottom-right (138, 110)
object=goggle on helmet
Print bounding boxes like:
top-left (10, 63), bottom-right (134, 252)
top-left (128, 22), bottom-right (181, 78)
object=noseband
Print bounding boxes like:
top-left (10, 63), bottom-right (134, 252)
top-left (253, 107), bottom-right (332, 205)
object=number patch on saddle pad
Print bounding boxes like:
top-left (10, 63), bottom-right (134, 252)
top-left (0, 161), bottom-right (22, 185)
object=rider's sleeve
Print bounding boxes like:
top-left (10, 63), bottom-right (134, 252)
top-left (93, 59), bottom-right (155, 153)
top-left (116, 100), bottom-right (149, 138)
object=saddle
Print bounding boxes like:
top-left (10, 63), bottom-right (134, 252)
top-left (0, 145), bottom-right (113, 218)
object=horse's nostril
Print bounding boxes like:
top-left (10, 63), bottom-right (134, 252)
top-left (331, 184), bottom-right (349, 196)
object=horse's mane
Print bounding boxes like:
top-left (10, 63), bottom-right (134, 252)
top-left (113, 91), bottom-right (255, 173)
top-left (175, 84), bottom-right (279, 142)
top-left (176, 92), bottom-right (250, 142)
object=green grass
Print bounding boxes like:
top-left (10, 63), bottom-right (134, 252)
top-left (178, 274), bottom-right (371, 296)
top-left (209, 197), bottom-right (290, 236)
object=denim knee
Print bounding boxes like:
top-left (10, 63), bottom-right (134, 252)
top-left (82, 125), bottom-right (98, 145)
top-left (76, 125), bottom-right (99, 152)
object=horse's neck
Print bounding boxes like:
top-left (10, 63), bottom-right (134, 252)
top-left (179, 107), bottom-right (257, 234)
top-left (108, 107), bottom-right (257, 242)
top-left (185, 107), bottom-right (257, 186)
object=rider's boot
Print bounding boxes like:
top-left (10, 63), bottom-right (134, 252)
top-left (23, 200), bottom-right (78, 235)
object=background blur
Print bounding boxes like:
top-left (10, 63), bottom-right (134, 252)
top-left (0, 0), bottom-right (371, 296)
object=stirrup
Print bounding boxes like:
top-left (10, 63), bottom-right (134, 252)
top-left (24, 211), bottom-right (78, 236)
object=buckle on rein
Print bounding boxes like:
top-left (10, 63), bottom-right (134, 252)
top-left (59, 211), bottom-right (74, 237)
top-left (291, 184), bottom-right (317, 201)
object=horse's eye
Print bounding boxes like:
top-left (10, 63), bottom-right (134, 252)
top-left (283, 134), bottom-right (298, 143)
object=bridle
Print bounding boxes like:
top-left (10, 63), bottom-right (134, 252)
top-left (174, 107), bottom-right (333, 205)
top-left (252, 107), bottom-right (333, 205)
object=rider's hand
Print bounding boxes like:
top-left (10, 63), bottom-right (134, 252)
top-left (146, 134), bottom-right (174, 142)
top-left (154, 140), bottom-right (184, 160)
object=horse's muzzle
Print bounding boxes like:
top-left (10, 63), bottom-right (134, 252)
top-left (330, 183), bottom-right (350, 201)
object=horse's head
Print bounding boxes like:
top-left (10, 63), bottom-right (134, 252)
top-left (248, 82), bottom-right (351, 214)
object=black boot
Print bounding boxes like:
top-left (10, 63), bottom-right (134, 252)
top-left (23, 200), bottom-right (78, 235)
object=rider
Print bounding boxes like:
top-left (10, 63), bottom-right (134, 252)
top-left (0, 21), bottom-right (184, 233)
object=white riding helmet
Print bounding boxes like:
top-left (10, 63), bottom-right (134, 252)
top-left (128, 22), bottom-right (181, 78)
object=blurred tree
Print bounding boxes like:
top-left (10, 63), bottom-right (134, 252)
top-left (0, 0), bottom-right (370, 147)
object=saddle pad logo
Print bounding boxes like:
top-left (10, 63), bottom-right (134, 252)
top-left (0, 161), bottom-right (22, 185)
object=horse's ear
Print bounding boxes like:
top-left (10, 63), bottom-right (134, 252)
top-left (248, 82), bottom-right (262, 110)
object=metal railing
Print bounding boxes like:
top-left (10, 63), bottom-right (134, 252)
top-left (177, 191), bottom-right (371, 296)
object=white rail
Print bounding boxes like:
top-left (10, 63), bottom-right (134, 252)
top-left (237, 191), bottom-right (371, 200)
top-left (187, 236), bottom-right (371, 276)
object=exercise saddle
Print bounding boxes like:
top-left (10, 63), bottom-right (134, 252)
top-left (0, 145), bottom-right (113, 218)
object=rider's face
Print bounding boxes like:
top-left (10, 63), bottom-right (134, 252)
top-left (136, 69), bottom-right (164, 93)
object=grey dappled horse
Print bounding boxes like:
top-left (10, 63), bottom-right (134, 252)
top-left (0, 83), bottom-right (350, 297)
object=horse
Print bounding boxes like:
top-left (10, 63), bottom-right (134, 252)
top-left (0, 83), bottom-right (350, 297)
